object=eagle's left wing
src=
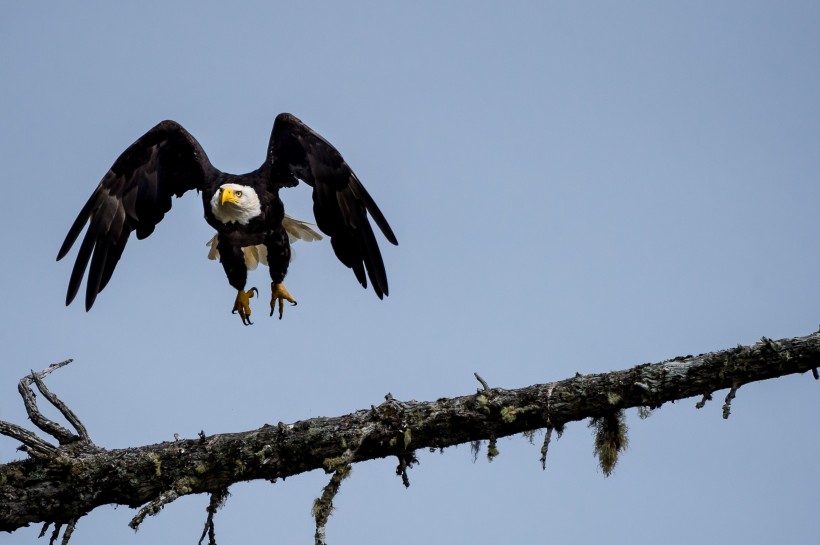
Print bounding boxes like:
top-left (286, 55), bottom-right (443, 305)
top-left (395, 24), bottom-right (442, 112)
top-left (267, 113), bottom-right (398, 298)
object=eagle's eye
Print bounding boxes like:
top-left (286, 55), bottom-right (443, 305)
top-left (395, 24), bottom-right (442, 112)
top-left (235, 191), bottom-right (243, 198)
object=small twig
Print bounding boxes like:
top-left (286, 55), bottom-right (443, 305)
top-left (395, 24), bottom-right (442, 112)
top-left (474, 372), bottom-right (490, 392)
top-left (30, 372), bottom-right (90, 442)
top-left (396, 456), bottom-right (410, 487)
top-left (311, 426), bottom-right (373, 545)
top-left (60, 518), bottom-right (78, 545)
top-left (722, 384), bottom-right (739, 419)
top-left (0, 421), bottom-right (56, 457)
top-left (541, 384), bottom-right (561, 470)
top-left (313, 452), bottom-right (353, 545)
top-left (18, 362), bottom-right (79, 445)
top-left (19, 376), bottom-right (74, 442)
top-left (129, 489), bottom-right (180, 530)
top-left (38, 519), bottom-right (78, 545)
top-left (695, 392), bottom-right (713, 409)
top-left (812, 368), bottom-right (819, 380)
top-left (48, 522), bottom-right (62, 545)
top-left (33, 359), bottom-right (73, 380)
top-left (540, 426), bottom-right (553, 470)
top-left (198, 489), bottom-right (230, 545)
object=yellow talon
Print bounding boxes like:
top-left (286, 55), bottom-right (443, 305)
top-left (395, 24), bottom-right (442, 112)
top-left (232, 287), bottom-right (258, 325)
top-left (270, 282), bottom-right (297, 319)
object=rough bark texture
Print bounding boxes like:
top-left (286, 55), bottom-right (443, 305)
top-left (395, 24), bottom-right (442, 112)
top-left (2, 331), bottom-right (819, 535)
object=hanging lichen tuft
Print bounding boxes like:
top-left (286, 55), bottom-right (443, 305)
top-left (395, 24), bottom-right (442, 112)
top-left (589, 411), bottom-right (628, 477)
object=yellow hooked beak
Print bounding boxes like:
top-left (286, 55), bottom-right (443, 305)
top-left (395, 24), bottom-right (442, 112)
top-left (221, 187), bottom-right (241, 206)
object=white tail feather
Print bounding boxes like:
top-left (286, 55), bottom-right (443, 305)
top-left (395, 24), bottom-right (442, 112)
top-left (282, 214), bottom-right (323, 242)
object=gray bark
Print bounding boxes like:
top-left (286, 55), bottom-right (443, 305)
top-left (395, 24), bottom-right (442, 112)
top-left (2, 331), bottom-right (819, 537)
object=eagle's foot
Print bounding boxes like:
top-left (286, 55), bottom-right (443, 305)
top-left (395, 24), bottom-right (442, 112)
top-left (232, 287), bottom-right (259, 326)
top-left (270, 282), bottom-right (297, 320)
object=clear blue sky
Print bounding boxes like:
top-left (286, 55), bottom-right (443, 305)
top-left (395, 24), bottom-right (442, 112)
top-left (2, 2), bottom-right (820, 544)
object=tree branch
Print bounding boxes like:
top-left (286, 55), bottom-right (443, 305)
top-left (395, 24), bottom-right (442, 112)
top-left (17, 360), bottom-right (84, 446)
top-left (2, 331), bottom-right (819, 537)
top-left (0, 421), bottom-right (56, 459)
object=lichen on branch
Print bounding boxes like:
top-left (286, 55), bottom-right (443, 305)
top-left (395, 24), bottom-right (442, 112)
top-left (2, 331), bottom-right (820, 542)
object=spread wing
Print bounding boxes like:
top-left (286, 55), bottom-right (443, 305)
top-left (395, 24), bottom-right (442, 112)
top-left (56, 120), bottom-right (212, 310)
top-left (268, 113), bottom-right (398, 298)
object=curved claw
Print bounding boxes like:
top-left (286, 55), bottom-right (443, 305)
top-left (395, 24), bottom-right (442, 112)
top-left (270, 282), bottom-right (297, 320)
top-left (232, 287), bottom-right (258, 326)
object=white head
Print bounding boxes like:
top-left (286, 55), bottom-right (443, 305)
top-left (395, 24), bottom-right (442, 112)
top-left (210, 183), bottom-right (262, 225)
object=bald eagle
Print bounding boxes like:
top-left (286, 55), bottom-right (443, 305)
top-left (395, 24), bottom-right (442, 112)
top-left (56, 113), bottom-right (398, 325)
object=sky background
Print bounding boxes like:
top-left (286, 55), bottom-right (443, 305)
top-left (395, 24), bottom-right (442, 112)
top-left (2, 2), bottom-right (820, 544)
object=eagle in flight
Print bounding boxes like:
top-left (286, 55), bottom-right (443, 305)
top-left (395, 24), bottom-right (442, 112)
top-left (57, 113), bottom-right (398, 325)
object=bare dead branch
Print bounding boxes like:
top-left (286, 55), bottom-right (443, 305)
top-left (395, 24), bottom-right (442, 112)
top-left (59, 518), bottom-right (77, 545)
top-left (313, 454), bottom-right (353, 545)
top-left (695, 392), bottom-right (713, 409)
top-left (474, 372), bottom-right (490, 392)
top-left (722, 383), bottom-right (739, 419)
top-left (17, 361), bottom-right (81, 445)
top-left (198, 489), bottom-right (230, 545)
top-left (540, 426), bottom-right (553, 469)
top-left (30, 372), bottom-right (90, 442)
top-left (0, 421), bottom-right (56, 458)
top-left (47, 522), bottom-right (61, 545)
top-left (129, 489), bottom-right (181, 530)
top-left (2, 331), bottom-right (820, 537)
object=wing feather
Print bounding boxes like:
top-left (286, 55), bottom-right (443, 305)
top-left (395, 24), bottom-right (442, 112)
top-left (268, 113), bottom-right (397, 298)
top-left (57, 120), bottom-right (212, 309)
